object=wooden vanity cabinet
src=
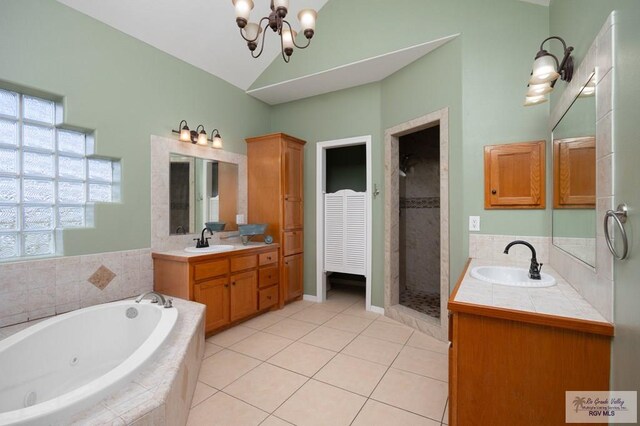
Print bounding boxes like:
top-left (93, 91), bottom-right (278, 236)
top-left (484, 140), bottom-right (545, 209)
top-left (153, 245), bottom-right (280, 335)
top-left (246, 133), bottom-right (306, 304)
top-left (448, 260), bottom-right (614, 426)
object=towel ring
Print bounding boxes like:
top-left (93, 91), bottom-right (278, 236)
top-left (604, 203), bottom-right (629, 260)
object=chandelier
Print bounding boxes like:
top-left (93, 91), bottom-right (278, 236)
top-left (232, 0), bottom-right (318, 63)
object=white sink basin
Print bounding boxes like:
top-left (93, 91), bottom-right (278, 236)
top-left (471, 266), bottom-right (556, 288)
top-left (184, 245), bottom-right (235, 253)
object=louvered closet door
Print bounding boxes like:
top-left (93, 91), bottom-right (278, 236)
top-left (324, 193), bottom-right (344, 272)
top-left (324, 190), bottom-right (366, 275)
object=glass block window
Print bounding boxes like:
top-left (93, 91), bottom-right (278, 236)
top-left (0, 88), bottom-right (118, 260)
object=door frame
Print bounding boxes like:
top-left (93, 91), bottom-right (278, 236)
top-left (316, 135), bottom-right (373, 311)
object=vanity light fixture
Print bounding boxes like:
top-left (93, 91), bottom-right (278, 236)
top-left (524, 36), bottom-right (574, 106)
top-left (172, 120), bottom-right (224, 149)
top-left (233, 0), bottom-right (318, 63)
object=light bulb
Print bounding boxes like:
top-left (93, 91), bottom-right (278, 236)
top-left (197, 131), bottom-right (208, 146)
top-left (232, 0), bottom-right (254, 26)
top-left (530, 54), bottom-right (560, 84)
top-left (212, 135), bottom-right (223, 149)
top-left (526, 82), bottom-right (553, 97)
top-left (298, 9), bottom-right (317, 33)
top-left (523, 95), bottom-right (548, 107)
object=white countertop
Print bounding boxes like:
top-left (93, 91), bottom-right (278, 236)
top-left (453, 259), bottom-right (609, 324)
top-left (152, 242), bottom-right (277, 258)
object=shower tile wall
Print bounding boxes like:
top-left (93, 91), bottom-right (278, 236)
top-left (399, 127), bottom-right (440, 297)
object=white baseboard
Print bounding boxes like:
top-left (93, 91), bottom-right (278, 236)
top-left (369, 305), bottom-right (384, 315)
top-left (303, 294), bottom-right (318, 302)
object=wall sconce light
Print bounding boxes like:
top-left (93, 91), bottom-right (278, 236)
top-left (524, 36), bottom-right (574, 106)
top-left (172, 120), bottom-right (224, 149)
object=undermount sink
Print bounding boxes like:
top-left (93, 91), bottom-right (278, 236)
top-left (470, 266), bottom-right (556, 288)
top-left (184, 245), bottom-right (235, 253)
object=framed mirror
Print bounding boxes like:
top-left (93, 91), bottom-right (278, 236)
top-left (169, 154), bottom-right (239, 234)
top-left (551, 72), bottom-right (596, 267)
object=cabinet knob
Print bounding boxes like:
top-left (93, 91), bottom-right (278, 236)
top-left (267, 296), bottom-right (272, 300)
top-left (224, 284), bottom-right (229, 288)
top-left (491, 189), bottom-right (497, 195)
top-left (267, 256), bottom-right (271, 260)
top-left (268, 275), bottom-right (271, 279)
top-left (232, 282), bottom-right (236, 286)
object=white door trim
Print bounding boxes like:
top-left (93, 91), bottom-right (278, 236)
top-left (316, 135), bottom-right (373, 311)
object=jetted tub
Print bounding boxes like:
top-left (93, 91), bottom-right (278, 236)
top-left (0, 300), bottom-right (178, 426)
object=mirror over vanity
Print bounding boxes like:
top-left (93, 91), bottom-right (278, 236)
top-left (551, 72), bottom-right (596, 266)
top-left (169, 154), bottom-right (239, 234)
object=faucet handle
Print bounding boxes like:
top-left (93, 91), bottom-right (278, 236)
top-left (164, 298), bottom-right (173, 308)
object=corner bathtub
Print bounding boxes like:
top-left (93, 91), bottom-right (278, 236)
top-left (0, 300), bottom-right (178, 426)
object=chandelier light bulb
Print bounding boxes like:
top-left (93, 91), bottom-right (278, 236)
top-left (298, 9), bottom-right (317, 37)
top-left (233, 0), bottom-right (254, 27)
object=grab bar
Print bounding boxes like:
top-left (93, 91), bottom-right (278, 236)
top-left (604, 203), bottom-right (629, 260)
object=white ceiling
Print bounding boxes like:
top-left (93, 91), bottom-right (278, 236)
top-left (248, 35), bottom-right (458, 105)
top-left (57, 1), bottom-right (548, 101)
top-left (56, 0), bottom-right (329, 91)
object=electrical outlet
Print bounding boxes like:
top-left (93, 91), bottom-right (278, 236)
top-left (469, 216), bottom-right (480, 231)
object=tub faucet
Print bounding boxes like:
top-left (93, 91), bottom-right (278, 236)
top-left (135, 291), bottom-right (172, 308)
top-left (194, 227), bottom-right (213, 248)
top-left (503, 240), bottom-right (542, 280)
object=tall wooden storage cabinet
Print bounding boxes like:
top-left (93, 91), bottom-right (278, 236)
top-left (246, 133), bottom-right (306, 304)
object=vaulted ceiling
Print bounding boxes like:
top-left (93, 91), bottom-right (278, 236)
top-left (57, 0), bottom-right (549, 102)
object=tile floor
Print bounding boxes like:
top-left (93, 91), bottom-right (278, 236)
top-left (187, 288), bottom-right (449, 426)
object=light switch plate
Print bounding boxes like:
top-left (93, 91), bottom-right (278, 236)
top-left (469, 216), bottom-right (480, 231)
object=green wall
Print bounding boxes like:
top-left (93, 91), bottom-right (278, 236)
top-left (0, 0), bottom-right (271, 255)
top-left (267, 0), bottom-right (549, 304)
top-left (550, 0), bottom-right (640, 396)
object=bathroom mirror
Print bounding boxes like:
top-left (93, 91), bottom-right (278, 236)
top-left (169, 154), bottom-right (239, 234)
top-left (551, 72), bottom-right (596, 266)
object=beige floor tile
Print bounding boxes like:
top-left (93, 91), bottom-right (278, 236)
top-left (375, 315), bottom-right (404, 325)
top-left (268, 341), bottom-right (336, 377)
top-left (191, 381), bottom-right (217, 408)
top-left (371, 368), bottom-right (448, 421)
top-left (392, 346), bottom-right (448, 382)
top-left (230, 331), bottom-right (294, 361)
top-left (405, 331), bottom-right (448, 354)
top-left (274, 380), bottom-right (366, 426)
top-left (442, 399), bottom-right (449, 424)
top-left (289, 306), bottom-right (338, 325)
top-left (341, 335), bottom-right (403, 366)
top-left (204, 342), bottom-right (224, 359)
top-left (313, 298), bottom-right (357, 313)
top-left (224, 363), bottom-right (308, 412)
top-left (361, 320), bottom-right (414, 344)
top-left (322, 313), bottom-right (375, 333)
top-left (298, 326), bottom-right (358, 352)
top-left (352, 400), bottom-right (439, 426)
top-left (274, 300), bottom-right (315, 317)
top-left (187, 392), bottom-right (268, 426)
top-left (206, 325), bottom-right (257, 347)
top-left (263, 318), bottom-right (318, 340)
top-left (242, 312), bottom-right (286, 330)
top-left (314, 353), bottom-right (387, 397)
top-left (342, 303), bottom-right (381, 320)
top-left (260, 416), bottom-right (293, 426)
top-left (198, 349), bottom-right (261, 389)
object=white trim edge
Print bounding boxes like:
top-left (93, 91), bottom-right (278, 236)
top-left (369, 306), bottom-right (385, 315)
top-left (303, 295), bottom-right (318, 302)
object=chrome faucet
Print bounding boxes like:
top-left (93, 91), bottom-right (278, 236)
top-left (503, 240), bottom-right (542, 280)
top-left (135, 291), bottom-right (172, 308)
top-left (194, 227), bottom-right (213, 248)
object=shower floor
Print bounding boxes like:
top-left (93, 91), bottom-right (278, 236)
top-left (399, 289), bottom-right (441, 319)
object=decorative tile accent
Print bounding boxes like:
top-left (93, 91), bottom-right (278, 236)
top-left (399, 197), bottom-right (440, 209)
top-left (399, 290), bottom-right (441, 318)
top-left (88, 265), bottom-right (116, 290)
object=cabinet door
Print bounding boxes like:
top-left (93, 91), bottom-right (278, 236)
top-left (230, 270), bottom-right (258, 322)
top-left (484, 140), bottom-right (545, 209)
top-left (282, 230), bottom-right (303, 256)
top-left (283, 141), bottom-right (304, 230)
top-left (283, 253), bottom-right (303, 301)
top-left (194, 277), bottom-right (230, 333)
top-left (553, 137), bottom-right (596, 208)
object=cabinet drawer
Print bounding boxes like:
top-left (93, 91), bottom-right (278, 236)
top-left (194, 259), bottom-right (229, 281)
top-left (230, 254), bottom-right (257, 272)
top-left (259, 266), bottom-right (279, 288)
top-left (258, 285), bottom-right (278, 310)
top-left (283, 230), bottom-right (303, 256)
top-left (259, 250), bottom-right (278, 266)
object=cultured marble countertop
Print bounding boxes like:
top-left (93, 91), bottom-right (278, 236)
top-left (153, 241), bottom-right (278, 259)
top-left (453, 258), bottom-right (609, 325)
